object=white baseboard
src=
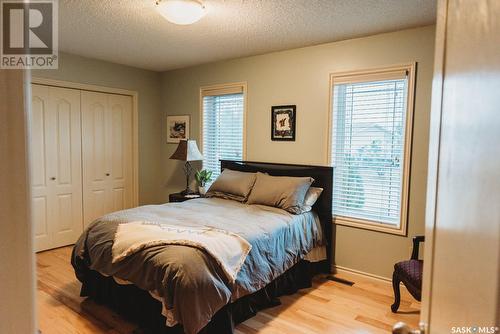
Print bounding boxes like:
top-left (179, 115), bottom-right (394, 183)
top-left (333, 265), bottom-right (392, 283)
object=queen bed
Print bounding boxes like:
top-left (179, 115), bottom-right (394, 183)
top-left (71, 160), bottom-right (333, 334)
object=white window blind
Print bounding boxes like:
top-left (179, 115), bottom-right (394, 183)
top-left (331, 73), bottom-right (409, 227)
top-left (202, 92), bottom-right (244, 181)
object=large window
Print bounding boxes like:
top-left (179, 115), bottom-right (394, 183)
top-left (329, 65), bottom-right (415, 235)
top-left (201, 83), bottom-right (246, 182)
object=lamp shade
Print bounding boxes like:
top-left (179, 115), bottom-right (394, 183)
top-left (169, 139), bottom-right (203, 161)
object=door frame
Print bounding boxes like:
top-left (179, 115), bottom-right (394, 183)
top-left (419, 0), bottom-right (447, 331)
top-left (31, 77), bottom-right (140, 207)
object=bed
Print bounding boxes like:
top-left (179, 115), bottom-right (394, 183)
top-left (71, 160), bottom-right (333, 334)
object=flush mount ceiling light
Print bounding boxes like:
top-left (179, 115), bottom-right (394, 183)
top-left (155, 0), bottom-right (206, 25)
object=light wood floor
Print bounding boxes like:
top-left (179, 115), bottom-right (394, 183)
top-left (37, 247), bottom-right (420, 334)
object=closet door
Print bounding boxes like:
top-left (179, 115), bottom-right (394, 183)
top-left (31, 84), bottom-right (83, 252)
top-left (31, 85), bottom-right (52, 251)
top-left (108, 94), bottom-right (133, 212)
top-left (49, 87), bottom-right (84, 247)
top-left (81, 91), bottom-right (108, 225)
top-left (81, 91), bottom-right (133, 227)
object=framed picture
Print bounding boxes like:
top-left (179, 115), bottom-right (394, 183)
top-left (166, 115), bottom-right (190, 143)
top-left (271, 105), bottom-right (296, 141)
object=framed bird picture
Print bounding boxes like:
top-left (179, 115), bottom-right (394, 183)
top-left (271, 105), bottom-right (296, 141)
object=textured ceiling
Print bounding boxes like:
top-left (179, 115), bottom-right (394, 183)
top-left (59, 0), bottom-right (436, 71)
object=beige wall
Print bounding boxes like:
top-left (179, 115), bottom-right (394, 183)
top-left (32, 52), bottom-right (165, 205)
top-left (161, 25), bottom-right (435, 278)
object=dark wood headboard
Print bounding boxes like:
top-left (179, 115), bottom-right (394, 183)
top-left (220, 160), bottom-right (333, 272)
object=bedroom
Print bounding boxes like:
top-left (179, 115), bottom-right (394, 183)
top-left (0, 1), bottom-right (499, 334)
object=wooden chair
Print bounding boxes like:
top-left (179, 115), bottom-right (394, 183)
top-left (391, 236), bottom-right (425, 312)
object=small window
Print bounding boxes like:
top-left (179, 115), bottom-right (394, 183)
top-left (329, 65), bottom-right (415, 235)
top-left (201, 83), bottom-right (246, 182)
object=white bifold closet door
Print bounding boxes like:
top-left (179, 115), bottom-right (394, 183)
top-left (31, 84), bottom-right (83, 252)
top-left (81, 91), bottom-right (133, 228)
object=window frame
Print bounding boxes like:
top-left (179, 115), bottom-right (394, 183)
top-left (199, 82), bottom-right (248, 175)
top-left (327, 63), bottom-right (416, 236)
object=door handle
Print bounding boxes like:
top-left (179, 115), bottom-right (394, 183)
top-left (105, 173), bottom-right (110, 176)
top-left (50, 177), bottom-right (56, 181)
top-left (393, 322), bottom-right (425, 334)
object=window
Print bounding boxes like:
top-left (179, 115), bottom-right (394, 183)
top-left (201, 83), bottom-right (246, 182)
top-left (329, 65), bottom-right (415, 235)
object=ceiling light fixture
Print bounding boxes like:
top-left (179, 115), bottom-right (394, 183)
top-left (155, 0), bottom-right (206, 25)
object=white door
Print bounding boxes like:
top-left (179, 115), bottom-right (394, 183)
top-left (31, 85), bottom-right (51, 251)
top-left (31, 84), bottom-right (83, 252)
top-left (108, 94), bottom-right (134, 213)
top-left (422, 0), bottom-right (500, 332)
top-left (394, 1), bottom-right (500, 333)
top-left (81, 91), bottom-right (133, 227)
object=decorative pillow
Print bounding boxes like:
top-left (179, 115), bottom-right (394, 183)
top-left (299, 187), bottom-right (324, 213)
top-left (206, 169), bottom-right (257, 202)
top-left (247, 172), bottom-right (314, 214)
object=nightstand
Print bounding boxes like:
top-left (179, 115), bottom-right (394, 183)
top-left (169, 192), bottom-right (202, 203)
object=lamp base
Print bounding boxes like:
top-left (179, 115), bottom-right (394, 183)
top-left (180, 161), bottom-right (197, 196)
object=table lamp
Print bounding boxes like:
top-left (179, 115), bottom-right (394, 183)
top-left (169, 139), bottom-right (203, 195)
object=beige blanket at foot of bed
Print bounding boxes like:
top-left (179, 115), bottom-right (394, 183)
top-left (112, 221), bottom-right (252, 283)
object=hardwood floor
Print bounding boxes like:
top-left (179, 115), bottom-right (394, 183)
top-left (37, 247), bottom-right (420, 334)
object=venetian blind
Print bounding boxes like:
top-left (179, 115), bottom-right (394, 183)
top-left (331, 73), bottom-right (409, 226)
top-left (202, 91), bottom-right (244, 182)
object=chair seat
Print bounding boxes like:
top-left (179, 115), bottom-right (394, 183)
top-left (394, 259), bottom-right (423, 300)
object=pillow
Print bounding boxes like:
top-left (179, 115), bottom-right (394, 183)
top-left (299, 187), bottom-right (324, 213)
top-left (247, 173), bottom-right (314, 214)
top-left (206, 169), bottom-right (257, 202)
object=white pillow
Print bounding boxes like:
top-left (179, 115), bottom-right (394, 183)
top-left (300, 187), bottom-right (324, 213)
